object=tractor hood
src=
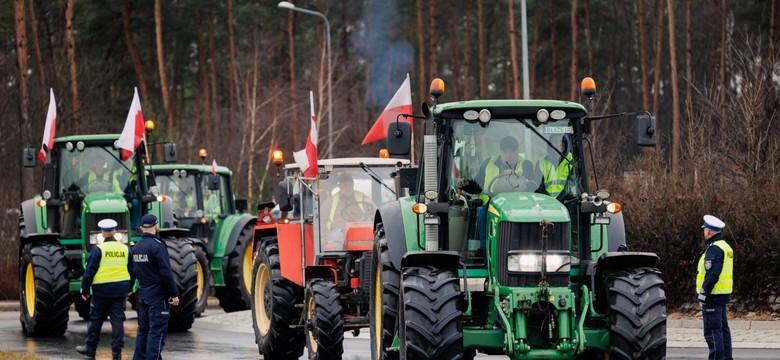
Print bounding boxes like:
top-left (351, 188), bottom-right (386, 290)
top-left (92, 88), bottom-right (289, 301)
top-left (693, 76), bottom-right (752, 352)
top-left (488, 192), bottom-right (570, 223)
top-left (82, 193), bottom-right (128, 213)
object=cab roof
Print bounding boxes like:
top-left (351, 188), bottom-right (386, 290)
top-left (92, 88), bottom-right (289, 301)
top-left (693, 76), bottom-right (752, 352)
top-left (148, 163), bottom-right (232, 176)
top-left (54, 134), bottom-right (121, 143)
top-left (283, 157), bottom-right (410, 170)
top-left (433, 99), bottom-right (587, 119)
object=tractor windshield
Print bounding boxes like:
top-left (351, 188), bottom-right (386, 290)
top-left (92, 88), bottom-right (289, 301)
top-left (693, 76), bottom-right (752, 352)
top-left (157, 174), bottom-right (198, 218)
top-left (58, 145), bottom-right (137, 197)
top-left (449, 118), bottom-right (579, 200)
top-left (318, 166), bottom-right (396, 251)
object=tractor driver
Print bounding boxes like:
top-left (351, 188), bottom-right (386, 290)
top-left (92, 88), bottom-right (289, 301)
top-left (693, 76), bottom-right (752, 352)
top-left (321, 175), bottom-right (376, 249)
top-left (457, 136), bottom-right (535, 196)
top-left (86, 158), bottom-right (123, 194)
top-left (536, 134), bottom-right (573, 199)
top-left (173, 178), bottom-right (196, 217)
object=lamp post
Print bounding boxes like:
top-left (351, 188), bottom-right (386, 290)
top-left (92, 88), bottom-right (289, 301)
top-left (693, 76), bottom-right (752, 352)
top-left (278, 1), bottom-right (333, 157)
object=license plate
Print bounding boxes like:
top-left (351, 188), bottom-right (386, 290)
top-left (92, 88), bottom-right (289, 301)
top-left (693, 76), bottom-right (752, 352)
top-left (593, 216), bottom-right (610, 225)
top-left (423, 215), bottom-right (440, 225)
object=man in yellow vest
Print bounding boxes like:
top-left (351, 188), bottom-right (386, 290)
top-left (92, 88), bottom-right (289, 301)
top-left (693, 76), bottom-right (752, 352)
top-left (696, 214), bottom-right (733, 360)
top-left (86, 160), bottom-right (123, 194)
top-left (321, 176), bottom-right (375, 249)
top-left (458, 136), bottom-right (534, 195)
top-left (538, 134), bottom-right (573, 199)
top-left (77, 219), bottom-right (133, 360)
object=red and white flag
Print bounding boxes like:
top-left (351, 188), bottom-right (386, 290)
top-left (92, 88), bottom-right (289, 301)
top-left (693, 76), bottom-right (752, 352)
top-left (212, 159), bottom-right (218, 175)
top-left (38, 89), bottom-right (57, 163)
top-left (293, 91), bottom-right (319, 178)
top-left (362, 73), bottom-right (413, 145)
top-left (117, 87), bottom-right (145, 161)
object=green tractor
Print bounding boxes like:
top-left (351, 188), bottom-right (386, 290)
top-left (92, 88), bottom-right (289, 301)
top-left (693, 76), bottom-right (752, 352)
top-left (19, 134), bottom-right (200, 335)
top-left (149, 155), bottom-right (255, 313)
top-left (370, 78), bottom-right (666, 359)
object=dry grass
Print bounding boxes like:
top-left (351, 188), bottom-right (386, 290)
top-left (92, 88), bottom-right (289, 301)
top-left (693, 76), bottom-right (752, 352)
top-left (0, 351), bottom-right (46, 360)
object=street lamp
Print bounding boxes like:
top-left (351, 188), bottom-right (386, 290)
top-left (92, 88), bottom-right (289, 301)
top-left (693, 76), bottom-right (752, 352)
top-left (278, 1), bottom-right (333, 157)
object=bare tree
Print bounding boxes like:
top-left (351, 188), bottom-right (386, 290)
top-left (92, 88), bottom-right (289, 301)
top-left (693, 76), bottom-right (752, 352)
top-left (569, 0), bottom-right (579, 101)
top-left (509, 0), bottom-right (521, 98)
top-left (639, 0), bottom-right (651, 111)
top-left (530, 3), bottom-right (543, 98)
top-left (462, 0), bottom-right (472, 99)
top-left (652, 0), bottom-right (664, 118)
top-left (428, 0), bottom-right (438, 78)
top-left (478, 0), bottom-right (486, 98)
top-left (288, 10), bottom-right (299, 147)
top-left (549, 0), bottom-right (559, 98)
top-left (14, 0), bottom-right (33, 200)
top-left (416, 0), bottom-right (427, 101)
top-left (770, 0), bottom-right (777, 66)
top-left (155, 0), bottom-right (172, 138)
top-left (685, 0), bottom-right (693, 111)
top-left (122, 0), bottom-right (152, 113)
top-left (667, 0), bottom-right (680, 177)
top-left (66, 0), bottom-right (80, 132)
top-left (583, 0), bottom-right (593, 75)
top-left (26, 0), bottom-right (45, 99)
top-left (719, 0), bottom-right (729, 115)
top-left (195, 8), bottom-right (210, 149)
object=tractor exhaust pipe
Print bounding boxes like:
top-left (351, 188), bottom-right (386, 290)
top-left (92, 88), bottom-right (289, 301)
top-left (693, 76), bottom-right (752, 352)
top-left (423, 134), bottom-right (438, 251)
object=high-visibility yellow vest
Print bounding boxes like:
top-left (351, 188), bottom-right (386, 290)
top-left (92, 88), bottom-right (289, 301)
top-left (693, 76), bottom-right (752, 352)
top-left (328, 192), bottom-right (364, 230)
top-left (92, 240), bottom-right (131, 284)
top-left (696, 240), bottom-right (734, 295)
top-left (539, 152), bottom-right (573, 197)
top-left (483, 155), bottom-right (524, 193)
top-left (87, 171), bottom-right (122, 194)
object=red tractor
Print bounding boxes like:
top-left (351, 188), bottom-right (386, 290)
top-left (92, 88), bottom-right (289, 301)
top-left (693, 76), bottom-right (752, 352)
top-left (249, 153), bottom-right (409, 359)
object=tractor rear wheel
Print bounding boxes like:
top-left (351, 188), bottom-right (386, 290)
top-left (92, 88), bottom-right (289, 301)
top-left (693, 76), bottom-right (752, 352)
top-left (399, 265), bottom-right (463, 360)
top-left (607, 267), bottom-right (667, 360)
top-left (165, 238), bottom-right (199, 332)
top-left (251, 236), bottom-right (305, 359)
top-left (19, 243), bottom-right (70, 336)
top-left (304, 278), bottom-right (344, 359)
top-left (215, 223), bottom-right (255, 312)
top-left (194, 244), bottom-right (210, 316)
top-left (369, 223), bottom-right (400, 360)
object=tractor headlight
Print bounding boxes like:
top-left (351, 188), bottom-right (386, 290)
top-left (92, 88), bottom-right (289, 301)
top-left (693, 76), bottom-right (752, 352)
top-left (89, 232), bottom-right (105, 245)
top-left (114, 231), bottom-right (128, 244)
top-left (507, 251), bottom-right (571, 273)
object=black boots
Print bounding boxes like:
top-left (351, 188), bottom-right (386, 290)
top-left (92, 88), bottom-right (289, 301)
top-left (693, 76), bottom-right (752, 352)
top-left (75, 345), bottom-right (96, 358)
top-left (112, 349), bottom-right (122, 360)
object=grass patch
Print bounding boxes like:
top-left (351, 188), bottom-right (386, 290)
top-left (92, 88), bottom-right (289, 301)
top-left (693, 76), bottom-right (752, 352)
top-left (0, 350), bottom-right (46, 360)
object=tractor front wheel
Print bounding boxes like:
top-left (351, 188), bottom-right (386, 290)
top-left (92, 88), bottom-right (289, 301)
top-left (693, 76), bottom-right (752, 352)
top-left (193, 244), bottom-right (210, 316)
top-left (304, 278), bottom-right (344, 359)
top-left (399, 265), bottom-right (463, 360)
top-left (165, 238), bottom-right (199, 332)
top-left (251, 236), bottom-right (305, 359)
top-left (607, 267), bottom-right (667, 360)
top-left (19, 243), bottom-right (70, 336)
top-left (369, 223), bottom-right (400, 360)
top-left (215, 223), bottom-right (255, 312)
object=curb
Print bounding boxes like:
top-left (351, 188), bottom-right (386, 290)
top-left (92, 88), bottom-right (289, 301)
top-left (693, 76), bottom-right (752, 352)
top-left (666, 318), bottom-right (780, 330)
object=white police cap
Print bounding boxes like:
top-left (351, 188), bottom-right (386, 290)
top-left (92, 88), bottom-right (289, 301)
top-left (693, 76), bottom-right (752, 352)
top-left (702, 215), bottom-right (725, 231)
top-left (97, 219), bottom-right (118, 232)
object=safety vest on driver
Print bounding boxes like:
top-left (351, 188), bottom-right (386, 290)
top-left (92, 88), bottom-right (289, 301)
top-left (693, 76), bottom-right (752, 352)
top-left (87, 171), bottom-right (122, 194)
top-left (539, 152), bottom-right (572, 197)
top-left (327, 192), bottom-right (364, 231)
top-left (696, 240), bottom-right (734, 295)
top-left (483, 155), bottom-right (524, 193)
top-left (92, 241), bottom-right (131, 284)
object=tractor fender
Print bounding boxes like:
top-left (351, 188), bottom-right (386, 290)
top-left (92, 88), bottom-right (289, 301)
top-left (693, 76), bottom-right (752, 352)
top-left (223, 214), bottom-right (257, 259)
top-left (305, 265), bottom-right (338, 284)
top-left (187, 236), bottom-right (208, 252)
top-left (591, 252), bottom-right (660, 313)
top-left (158, 227), bottom-right (191, 239)
top-left (20, 199), bottom-right (39, 237)
top-left (375, 201), bottom-right (406, 271)
top-left (401, 251), bottom-right (461, 273)
top-left (606, 212), bottom-right (626, 252)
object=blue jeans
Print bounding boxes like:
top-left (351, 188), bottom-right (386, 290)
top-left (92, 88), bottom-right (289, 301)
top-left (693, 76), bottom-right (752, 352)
top-left (133, 296), bottom-right (170, 360)
top-left (85, 296), bottom-right (126, 352)
top-left (703, 303), bottom-right (732, 360)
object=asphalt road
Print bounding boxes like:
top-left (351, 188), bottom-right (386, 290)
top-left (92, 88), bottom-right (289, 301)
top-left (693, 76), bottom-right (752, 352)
top-left (0, 309), bottom-right (778, 359)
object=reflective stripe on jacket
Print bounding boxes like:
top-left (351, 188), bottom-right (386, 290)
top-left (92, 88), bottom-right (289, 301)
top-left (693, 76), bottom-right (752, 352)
top-left (539, 152), bottom-right (572, 197)
top-left (697, 240), bottom-right (734, 295)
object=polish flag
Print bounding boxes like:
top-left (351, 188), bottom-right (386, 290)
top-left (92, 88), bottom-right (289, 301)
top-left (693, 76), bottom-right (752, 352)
top-left (212, 159), bottom-right (218, 175)
top-left (117, 87), bottom-right (145, 161)
top-left (293, 91), bottom-right (319, 178)
top-left (38, 89), bottom-right (57, 163)
top-left (362, 73), bottom-right (413, 145)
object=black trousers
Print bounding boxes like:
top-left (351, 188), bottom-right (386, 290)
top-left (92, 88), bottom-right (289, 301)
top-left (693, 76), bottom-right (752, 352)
top-left (85, 295), bottom-right (127, 351)
top-left (703, 303), bottom-right (732, 360)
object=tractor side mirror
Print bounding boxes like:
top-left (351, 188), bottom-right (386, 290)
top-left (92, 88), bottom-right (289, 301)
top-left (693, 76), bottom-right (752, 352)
top-left (386, 121), bottom-right (412, 158)
top-left (636, 114), bottom-right (657, 147)
top-left (278, 180), bottom-right (293, 212)
top-left (399, 167), bottom-right (418, 195)
top-left (235, 199), bottom-right (248, 213)
top-left (22, 147), bottom-right (37, 168)
top-left (164, 143), bottom-right (178, 163)
top-left (207, 174), bottom-right (220, 190)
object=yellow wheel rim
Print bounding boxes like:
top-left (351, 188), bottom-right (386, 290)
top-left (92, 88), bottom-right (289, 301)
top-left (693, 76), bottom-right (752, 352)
top-left (254, 263), bottom-right (271, 335)
top-left (196, 261), bottom-right (205, 303)
top-left (25, 264), bottom-right (35, 317)
top-left (307, 294), bottom-right (318, 353)
top-left (242, 243), bottom-right (253, 293)
top-left (373, 264), bottom-right (382, 355)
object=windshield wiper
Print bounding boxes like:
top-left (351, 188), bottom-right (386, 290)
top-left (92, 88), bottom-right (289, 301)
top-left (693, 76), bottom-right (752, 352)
top-left (100, 146), bottom-right (133, 173)
top-left (517, 119), bottom-right (573, 167)
top-left (359, 163), bottom-right (396, 195)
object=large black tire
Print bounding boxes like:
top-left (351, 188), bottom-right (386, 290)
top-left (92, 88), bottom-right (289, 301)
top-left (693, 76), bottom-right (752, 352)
top-left (215, 223), bottom-right (255, 312)
top-left (74, 294), bottom-right (90, 320)
top-left (305, 278), bottom-right (344, 360)
top-left (399, 265), bottom-right (463, 360)
top-left (193, 244), bottom-right (210, 316)
top-left (251, 236), bottom-right (305, 359)
top-left (19, 243), bottom-right (70, 336)
top-left (369, 224), bottom-right (400, 360)
top-left (165, 238), bottom-right (199, 332)
top-left (607, 267), bottom-right (667, 360)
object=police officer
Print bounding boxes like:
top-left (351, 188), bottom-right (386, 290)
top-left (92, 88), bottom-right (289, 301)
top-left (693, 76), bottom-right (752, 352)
top-left (132, 214), bottom-right (179, 360)
top-left (696, 214), bottom-right (733, 360)
top-left (76, 219), bottom-right (133, 360)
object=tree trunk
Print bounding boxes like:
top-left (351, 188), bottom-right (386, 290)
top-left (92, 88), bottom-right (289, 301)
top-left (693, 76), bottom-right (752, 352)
top-left (35, 0), bottom-right (57, 95)
top-left (416, 0), bottom-right (427, 101)
top-left (428, 0), bottom-right (438, 78)
top-left (288, 10), bottom-right (299, 149)
top-left (122, 0), bottom-right (152, 113)
top-left (66, 0), bottom-right (80, 133)
top-left (569, 0), bottom-right (579, 102)
top-left (667, 0), bottom-right (680, 177)
top-left (462, 0), bottom-right (472, 99)
top-left (247, 41), bottom-right (259, 199)
top-left (155, 0), bottom-right (172, 139)
top-left (639, 0), bottom-right (651, 111)
top-left (685, 0), bottom-right (692, 111)
top-left (549, 0), bottom-right (558, 98)
top-left (583, 0), bottom-right (593, 75)
top-left (478, 0), bottom-right (487, 98)
top-left (449, 14), bottom-right (462, 99)
top-left (770, 0), bottom-right (777, 66)
top-left (530, 2), bottom-right (543, 98)
top-left (228, 0), bottom-right (239, 136)
top-left (719, 0), bottom-right (728, 115)
top-left (508, 0), bottom-right (521, 99)
top-left (26, 0), bottom-right (45, 99)
top-left (208, 21), bottom-right (218, 138)
top-left (652, 0), bottom-right (663, 118)
top-left (195, 8), bottom-right (210, 149)
top-left (14, 0), bottom-right (33, 200)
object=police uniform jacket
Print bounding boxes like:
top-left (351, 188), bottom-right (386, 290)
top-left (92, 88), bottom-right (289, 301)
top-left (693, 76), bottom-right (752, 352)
top-left (697, 232), bottom-right (731, 305)
top-left (132, 233), bottom-right (179, 300)
top-left (81, 237), bottom-right (134, 298)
